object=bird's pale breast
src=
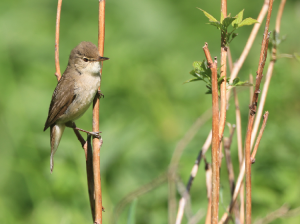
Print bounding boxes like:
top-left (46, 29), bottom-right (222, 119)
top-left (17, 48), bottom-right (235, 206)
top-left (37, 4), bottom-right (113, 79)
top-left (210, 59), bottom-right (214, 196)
top-left (57, 72), bottom-right (100, 124)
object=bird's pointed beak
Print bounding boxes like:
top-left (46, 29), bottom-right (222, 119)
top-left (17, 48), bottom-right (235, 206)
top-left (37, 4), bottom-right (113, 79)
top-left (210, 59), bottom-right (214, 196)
top-left (97, 56), bottom-right (109, 61)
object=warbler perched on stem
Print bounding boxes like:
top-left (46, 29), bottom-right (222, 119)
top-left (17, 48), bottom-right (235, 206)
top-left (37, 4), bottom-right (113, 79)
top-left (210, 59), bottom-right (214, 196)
top-left (44, 41), bottom-right (109, 172)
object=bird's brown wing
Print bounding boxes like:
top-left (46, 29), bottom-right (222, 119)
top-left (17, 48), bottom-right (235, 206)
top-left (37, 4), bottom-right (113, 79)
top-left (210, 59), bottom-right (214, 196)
top-left (44, 73), bottom-right (76, 131)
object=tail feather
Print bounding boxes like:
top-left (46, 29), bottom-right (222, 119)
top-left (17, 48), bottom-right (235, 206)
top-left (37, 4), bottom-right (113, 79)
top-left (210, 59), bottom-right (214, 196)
top-left (50, 124), bottom-right (65, 173)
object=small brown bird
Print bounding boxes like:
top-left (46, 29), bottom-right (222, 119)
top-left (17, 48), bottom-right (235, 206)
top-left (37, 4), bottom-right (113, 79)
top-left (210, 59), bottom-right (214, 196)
top-left (44, 41), bottom-right (109, 172)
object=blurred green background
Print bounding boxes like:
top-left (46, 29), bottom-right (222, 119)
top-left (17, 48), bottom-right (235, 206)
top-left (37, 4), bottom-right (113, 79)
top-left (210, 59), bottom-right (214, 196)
top-left (0, 0), bottom-right (300, 223)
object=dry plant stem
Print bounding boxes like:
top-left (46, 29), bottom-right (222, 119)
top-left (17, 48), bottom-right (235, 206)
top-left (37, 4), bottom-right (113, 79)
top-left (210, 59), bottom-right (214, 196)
top-left (176, 179), bottom-right (193, 219)
top-left (169, 109), bottom-right (212, 224)
top-left (253, 204), bottom-right (290, 224)
top-left (205, 161), bottom-right (212, 224)
top-left (227, 0), bottom-right (270, 102)
top-left (55, 0), bottom-right (62, 81)
top-left (251, 0), bottom-right (286, 149)
top-left (203, 43), bottom-right (219, 224)
top-left (93, 1), bottom-right (106, 224)
top-left (249, 74), bottom-right (253, 104)
top-left (187, 132), bottom-right (212, 192)
top-left (224, 127), bottom-right (236, 196)
top-left (251, 112), bottom-right (269, 163)
top-left (168, 172), bottom-right (176, 224)
top-left (223, 127), bottom-right (240, 224)
top-left (175, 132), bottom-right (212, 224)
top-left (227, 47), bottom-right (233, 74)
top-left (245, 0), bottom-right (273, 223)
top-left (188, 209), bottom-right (205, 224)
top-left (84, 135), bottom-right (95, 220)
top-left (233, 88), bottom-right (245, 224)
top-left (219, 0), bottom-right (227, 141)
top-left (219, 159), bottom-right (245, 224)
top-left (54, 0), bottom-right (95, 219)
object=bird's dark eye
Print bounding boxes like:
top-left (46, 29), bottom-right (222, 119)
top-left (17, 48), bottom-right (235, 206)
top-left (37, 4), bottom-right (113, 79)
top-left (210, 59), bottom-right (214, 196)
top-left (83, 57), bottom-right (88, 62)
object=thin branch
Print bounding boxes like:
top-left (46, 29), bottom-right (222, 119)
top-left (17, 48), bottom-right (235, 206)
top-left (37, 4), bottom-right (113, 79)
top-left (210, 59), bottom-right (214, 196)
top-left (233, 88), bottom-right (245, 224)
top-left (188, 209), bottom-right (205, 224)
top-left (275, 0), bottom-right (286, 36)
top-left (219, 0), bottom-right (227, 142)
top-left (204, 160), bottom-right (212, 224)
top-left (203, 43), bottom-right (219, 224)
top-left (219, 159), bottom-right (245, 224)
top-left (175, 131), bottom-right (212, 224)
top-left (168, 170), bottom-right (177, 224)
top-left (251, 111), bottom-right (269, 163)
top-left (249, 74), bottom-right (253, 104)
top-left (84, 135), bottom-right (95, 220)
top-left (251, 0), bottom-right (286, 149)
top-left (224, 125), bottom-right (236, 197)
top-left (227, 47), bottom-right (234, 74)
top-left (168, 108), bottom-right (212, 223)
top-left (227, 0), bottom-right (270, 102)
top-left (93, 1), bottom-right (106, 223)
top-left (187, 132), bottom-right (212, 192)
top-left (252, 204), bottom-right (300, 224)
top-left (55, 0), bottom-right (62, 81)
top-left (229, 42), bottom-right (245, 223)
top-left (54, 0), bottom-right (95, 220)
top-left (244, 0), bottom-right (273, 223)
top-left (223, 125), bottom-right (240, 224)
top-left (176, 179), bottom-right (193, 222)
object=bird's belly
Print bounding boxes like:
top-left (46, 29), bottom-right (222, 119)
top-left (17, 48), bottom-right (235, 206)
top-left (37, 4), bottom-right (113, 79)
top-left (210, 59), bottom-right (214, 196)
top-left (58, 74), bottom-right (100, 123)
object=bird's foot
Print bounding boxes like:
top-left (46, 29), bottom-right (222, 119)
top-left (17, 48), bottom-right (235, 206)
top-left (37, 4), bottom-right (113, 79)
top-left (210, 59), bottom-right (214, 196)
top-left (74, 127), bottom-right (101, 139)
top-left (97, 90), bottom-right (104, 98)
top-left (87, 131), bottom-right (102, 139)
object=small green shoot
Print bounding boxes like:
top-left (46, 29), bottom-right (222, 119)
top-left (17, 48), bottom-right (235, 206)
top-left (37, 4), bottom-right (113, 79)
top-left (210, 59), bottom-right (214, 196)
top-left (198, 8), bottom-right (258, 46)
top-left (185, 61), bottom-right (252, 95)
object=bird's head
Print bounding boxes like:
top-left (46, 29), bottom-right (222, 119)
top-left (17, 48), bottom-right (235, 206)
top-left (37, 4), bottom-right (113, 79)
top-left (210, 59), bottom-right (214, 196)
top-left (68, 41), bottom-right (109, 74)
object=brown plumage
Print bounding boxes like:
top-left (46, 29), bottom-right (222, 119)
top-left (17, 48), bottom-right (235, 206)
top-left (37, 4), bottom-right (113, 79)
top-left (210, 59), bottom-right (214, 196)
top-left (44, 41), bottom-right (109, 172)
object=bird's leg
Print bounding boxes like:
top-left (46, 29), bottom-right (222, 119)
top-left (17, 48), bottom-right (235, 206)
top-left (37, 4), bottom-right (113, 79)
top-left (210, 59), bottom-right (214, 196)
top-left (96, 89), bottom-right (104, 98)
top-left (66, 122), bottom-right (101, 139)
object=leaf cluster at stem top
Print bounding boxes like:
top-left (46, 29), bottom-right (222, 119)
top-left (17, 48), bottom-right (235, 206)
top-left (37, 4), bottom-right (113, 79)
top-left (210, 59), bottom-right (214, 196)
top-left (185, 60), bottom-right (252, 95)
top-left (198, 8), bottom-right (258, 46)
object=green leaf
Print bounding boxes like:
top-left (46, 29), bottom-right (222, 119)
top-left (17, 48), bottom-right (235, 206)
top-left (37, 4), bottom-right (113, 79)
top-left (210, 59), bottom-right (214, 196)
top-left (127, 198), bottom-right (138, 224)
top-left (218, 76), bottom-right (225, 85)
top-left (220, 12), bottom-right (225, 24)
top-left (198, 8), bottom-right (218, 22)
top-left (184, 78), bottom-right (202, 84)
top-left (208, 21), bottom-right (222, 29)
top-left (192, 61), bottom-right (202, 70)
top-left (232, 9), bottom-right (244, 27)
top-left (222, 17), bottom-right (236, 29)
top-left (229, 32), bottom-right (238, 44)
top-left (205, 88), bottom-right (212, 94)
top-left (232, 77), bottom-right (240, 85)
top-left (238, 18), bottom-right (258, 27)
top-left (189, 70), bottom-right (198, 77)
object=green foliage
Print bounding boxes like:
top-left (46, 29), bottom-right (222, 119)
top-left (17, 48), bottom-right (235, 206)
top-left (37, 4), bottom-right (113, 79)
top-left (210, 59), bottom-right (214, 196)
top-left (268, 31), bottom-right (286, 52)
top-left (268, 31), bottom-right (300, 62)
top-left (198, 8), bottom-right (258, 46)
top-left (186, 61), bottom-right (252, 94)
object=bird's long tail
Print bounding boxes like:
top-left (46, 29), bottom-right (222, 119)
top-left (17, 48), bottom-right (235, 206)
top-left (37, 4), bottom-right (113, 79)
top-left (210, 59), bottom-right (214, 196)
top-left (50, 124), bottom-right (65, 173)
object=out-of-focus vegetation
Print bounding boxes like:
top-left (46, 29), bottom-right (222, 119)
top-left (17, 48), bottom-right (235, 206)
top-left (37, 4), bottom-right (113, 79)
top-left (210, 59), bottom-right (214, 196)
top-left (0, 0), bottom-right (300, 223)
